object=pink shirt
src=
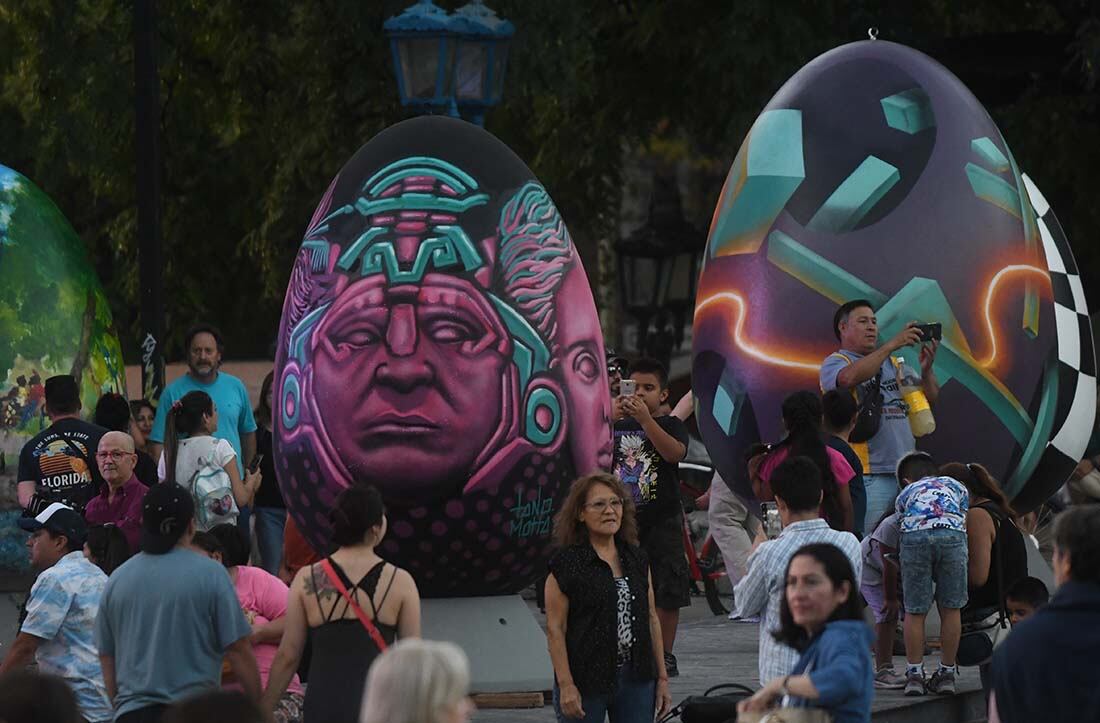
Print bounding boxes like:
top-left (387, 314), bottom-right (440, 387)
top-left (227, 565), bottom-right (302, 695)
top-left (84, 475), bottom-right (148, 551)
top-left (758, 446), bottom-right (854, 509)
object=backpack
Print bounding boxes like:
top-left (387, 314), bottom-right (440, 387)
top-left (829, 352), bottom-right (886, 444)
top-left (184, 452), bottom-right (238, 531)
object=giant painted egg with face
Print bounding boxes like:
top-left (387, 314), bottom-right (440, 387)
top-left (0, 165), bottom-right (127, 568)
top-left (692, 40), bottom-right (1095, 513)
top-left (274, 116), bottom-right (611, 596)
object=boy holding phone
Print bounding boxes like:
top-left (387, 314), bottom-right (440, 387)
top-left (612, 358), bottom-right (690, 676)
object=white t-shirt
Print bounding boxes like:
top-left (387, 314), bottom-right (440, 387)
top-left (157, 435), bottom-right (237, 483)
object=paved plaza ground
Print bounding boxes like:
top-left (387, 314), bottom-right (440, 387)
top-left (471, 592), bottom-right (986, 722)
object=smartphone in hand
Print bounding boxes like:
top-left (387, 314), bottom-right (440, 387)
top-left (619, 379), bottom-right (636, 397)
top-left (248, 453), bottom-right (264, 474)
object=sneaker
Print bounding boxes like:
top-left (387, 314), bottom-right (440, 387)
top-left (728, 612), bottom-right (761, 623)
top-left (904, 669), bottom-right (925, 696)
top-left (927, 667), bottom-right (956, 695)
top-left (874, 667), bottom-right (907, 689)
top-left (663, 651), bottom-right (679, 678)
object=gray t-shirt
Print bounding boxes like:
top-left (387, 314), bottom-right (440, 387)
top-left (95, 547), bottom-right (251, 717)
top-left (860, 513), bottom-right (901, 588)
top-left (820, 349), bottom-right (916, 475)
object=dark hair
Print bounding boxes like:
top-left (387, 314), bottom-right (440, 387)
top-left (1005, 576), bottom-right (1050, 609)
top-left (776, 391), bottom-right (841, 526)
top-left (552, 473), bottom-right (639, 548)
top-left (184, 323), bottom-right (225, 355)
top-left (94, 392), bottom-right (133, 432)
top-left (771, 455), bottom-right (824, 513)
top-left (1053, 506), bottom-right (1100, 584)
top-left (162, 690), bottom-right (264, 723)
top-left (772, 543), bottom-right (863, 651)
top-left (330, 484), bottom-right (386, 547)
top-left (833, 299), bottom-right (874, 341)
top-left (209, 524), bottom-right (250, 567)
top-left (821, 389), bottom-right (858, 432)
top-left (163, 390), bottom-right (215, 486)
top-left (44, 374), bottom-right (81, 415)
top-left (0, 670), bottom-right (82, 723)
top-left (85, 525), bottom-right (132, 575)
top-left (896, 451), bottom-right (937, 486)
top-left (190, 530), bottom-right (223, 557)
top-left (130, 398), bottom-right (155, 420)
top-left (254, 370), bottom-right (275, 429)
top-left (939, 462), bottom-right (1017, 519)
top-left (627, 357), bottom-right (669, 390)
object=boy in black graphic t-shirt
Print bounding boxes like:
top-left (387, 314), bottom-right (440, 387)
top-left (612, 358), bottom-right (689, 676)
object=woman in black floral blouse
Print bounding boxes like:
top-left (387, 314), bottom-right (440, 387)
top-left (545, 473), bottom-right (672, 722)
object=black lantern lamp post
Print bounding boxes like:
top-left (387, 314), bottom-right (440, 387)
top-left (383, 0), bottom-right (457, 116)
top-left (450, 0), bottom-right (515, 126)
top-left (384, 0), bottom-right (514, 126)
top-left (615, 175), bottom-right (706, 367)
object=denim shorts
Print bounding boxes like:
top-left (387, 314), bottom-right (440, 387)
top-left (899, 527), bottom-right (968, 614)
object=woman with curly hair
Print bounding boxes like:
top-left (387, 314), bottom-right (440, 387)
top-left (544, 473), bottom-right (672, 722)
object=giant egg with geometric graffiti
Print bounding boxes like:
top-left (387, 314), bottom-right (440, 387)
top-left (273, 116), bottom-right (611, 596)
top-left (692, 39), bottom-right (1096, 514)
top-left (0, 165), bottom-right (127, 569)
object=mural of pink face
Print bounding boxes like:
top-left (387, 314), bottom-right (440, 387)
top-left (311, 273), bottom-right (509, 501)
top-left (554, 263), bottom-right (613, 474)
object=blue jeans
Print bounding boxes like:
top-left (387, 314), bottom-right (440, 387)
top-left (900, 528), bottom-right (969, 613)
top-left (863, 473), bottom-right (900, 533)
top-left (553, 666), bottom-right (655, 723)
top-left (255, 506), bottom-right (288, 574)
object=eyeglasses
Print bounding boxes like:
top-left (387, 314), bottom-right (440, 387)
top-left (585, 498), bottom-right (624, 512)
top-left (95, 451), bottom-right (134, 461)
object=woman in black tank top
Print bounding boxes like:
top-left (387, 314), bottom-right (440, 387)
top-left (262, 485), bottom-right (421, 722)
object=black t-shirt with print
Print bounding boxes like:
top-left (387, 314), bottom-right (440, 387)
top-left (17, 417), bottom-right (108, 513)
top-left (612, 414), bottom-right (690, 532)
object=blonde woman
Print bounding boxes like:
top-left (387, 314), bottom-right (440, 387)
top-left (359, 639), bottom-right (474, 723)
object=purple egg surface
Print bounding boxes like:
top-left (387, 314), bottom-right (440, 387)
top-left (274, 116), bottom-right (611, 596)
top-left (692, 40), bottom-right (1095, 513)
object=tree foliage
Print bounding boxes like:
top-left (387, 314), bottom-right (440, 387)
top-left (0, 0), bottom-right (1096, 360)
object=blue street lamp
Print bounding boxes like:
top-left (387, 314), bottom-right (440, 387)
top-left (384, 0), bottom-right (514, 126)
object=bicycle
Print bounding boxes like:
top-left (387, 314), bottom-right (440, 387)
top-left (679, 461), bottom-right (729, 616)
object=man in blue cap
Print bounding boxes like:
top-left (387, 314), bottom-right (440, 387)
top-left (0, 502), bottom-right (113, 722)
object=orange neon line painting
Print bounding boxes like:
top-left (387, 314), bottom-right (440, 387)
top-left (694, 291), bottom-right (823, 372)
top-left (977, 264), bottom-right (1050, 368)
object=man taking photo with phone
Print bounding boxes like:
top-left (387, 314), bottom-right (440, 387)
top-left (820, 300), bottom-right (940, 533)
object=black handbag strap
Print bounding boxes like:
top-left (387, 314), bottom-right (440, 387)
top-left (703, 683), bottom-right (755, 697)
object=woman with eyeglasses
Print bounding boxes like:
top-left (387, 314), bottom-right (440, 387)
top-left (544, 473), bottom-right (671, 723)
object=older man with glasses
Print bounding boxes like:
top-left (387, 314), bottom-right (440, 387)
top-left (84, 431), bottom-right (149, 551)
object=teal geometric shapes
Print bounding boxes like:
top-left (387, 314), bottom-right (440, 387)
top-left (807, 156), bottom-right (900, 233)
top-left (970, 137), bottom-right (1010, 173)
top-left (709, 109), bottom-right (805, 258)
top-left (1005, 358), bottom-right (1059, 497)
top-left (711, 365), bottom-right (745, 436)
top-left (875, 277), bottom-right (1033, 447)
top-left (364, 156), bottom-right (481, 195)
top-left (765, 230), bottom-right (887, 308)
top-left (880, 88), bottom-right (934, 134)
top-left (965, 163), bottom-right (1022, 219)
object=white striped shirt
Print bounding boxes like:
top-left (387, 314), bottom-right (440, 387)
top-left (733, 518), bottom-right (863, 685)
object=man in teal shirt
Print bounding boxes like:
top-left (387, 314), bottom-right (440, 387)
top-left (147, 324), bottom-right (257, 477)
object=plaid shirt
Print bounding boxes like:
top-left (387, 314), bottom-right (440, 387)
top-left (733, 518), bottom-right (863, 685)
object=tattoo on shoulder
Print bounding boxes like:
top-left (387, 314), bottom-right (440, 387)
top-left (302, 565), bottom-right (337, 601)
